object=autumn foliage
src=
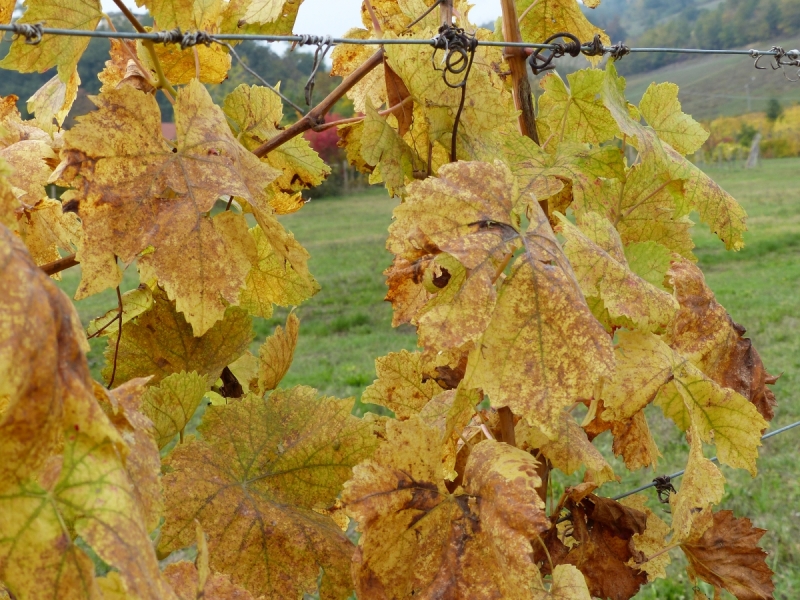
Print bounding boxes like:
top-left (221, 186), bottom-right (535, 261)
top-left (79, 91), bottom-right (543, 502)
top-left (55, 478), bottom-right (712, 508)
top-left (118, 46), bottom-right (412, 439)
top-left (0, 0), bottom-right (780, 598)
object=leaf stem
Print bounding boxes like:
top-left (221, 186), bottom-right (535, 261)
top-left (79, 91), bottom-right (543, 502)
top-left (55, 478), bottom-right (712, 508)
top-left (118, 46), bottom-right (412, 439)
top-left (252, 49), bottom-right (386, 158)
top-left (40, 253), bottom-right (79, 276)
top-left (643, 543), bottom-right (679, 564)
top-left (107, 285), bottom-right (124, 390)
top-left (312, 96), bottom-right (414, 132)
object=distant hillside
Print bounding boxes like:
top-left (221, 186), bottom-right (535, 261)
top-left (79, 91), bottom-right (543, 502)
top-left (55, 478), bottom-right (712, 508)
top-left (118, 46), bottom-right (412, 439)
top-left (584, 0), bottom-right (800, 76)
top-left (622, 34), bottom-right (800, 121)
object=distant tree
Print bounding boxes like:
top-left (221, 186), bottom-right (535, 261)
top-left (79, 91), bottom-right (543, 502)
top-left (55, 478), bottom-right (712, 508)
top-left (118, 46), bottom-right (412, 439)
top-left (766, 98), bottom-right (783, 122)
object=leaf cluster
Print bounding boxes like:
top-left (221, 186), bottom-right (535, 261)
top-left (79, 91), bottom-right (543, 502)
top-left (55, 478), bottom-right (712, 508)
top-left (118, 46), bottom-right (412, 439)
top-left (0, 0), bottom-right (781, 598)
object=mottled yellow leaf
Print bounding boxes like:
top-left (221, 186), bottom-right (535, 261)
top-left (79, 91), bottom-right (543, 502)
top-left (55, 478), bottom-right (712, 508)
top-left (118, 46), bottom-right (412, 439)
top-left (141, 371), bottom-right (208, 448)
top-left (0, 0), bottom-right (12, 24)
top-left (87, 284), bottom-right (153, 338)
top-left (361, 99), bottom-right (417, 196)
top-left (26, 68), bottom-right (80, 131)
top-left (517, 0), bottom-right (608, 60)
top-left (418, 385), bottom-right (479, 480)
top-left (238, 220), bottom-right (319, 318)
top-left (139, 40), bottom-right (231, 85)
top-left (557, 211), bottom-right (678, 333)
top-left (257, 310), bottom-right (299, 392)
top-left (670, 427), bottom-right (725, 542)
top-left (136, 0), bottom-right (223, 31)
top-left (518, 412), bottom-right (616, 484)
top-left (331, 28), bottom-right (386, 113)
top-left (532, 564), bottom-right (592, 599)
top-left (466, 200), bottom-right (614, 439)
top-left (538, 70), bottom-right (619, 145)
top-left (344, 418), bottom-right (548, 599)
top-left (161, 387), bottom-right (377, 599)
top-left (639, 82), bottom-right (708, 156)
top-left (621, 494), bottom-right (671, 581)
top-left (103, 286), bottom-right (253, 388)
top-left (224, 83), bottom-right (329, 203)
top-left (0, 0), bottom-right (102, 82)
top-left (220, 0), bottom-right (304, 36)
top-left (164, 561), bottom-right (259, 600)
top-left (362, 350), bottom-right (442, 419)
top-left (55, 80), bottom-right (279, 333)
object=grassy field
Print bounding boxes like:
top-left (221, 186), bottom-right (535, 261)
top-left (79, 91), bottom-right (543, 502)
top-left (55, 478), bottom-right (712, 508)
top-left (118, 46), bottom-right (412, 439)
top-left (57, 158), bottom-right (800, 597)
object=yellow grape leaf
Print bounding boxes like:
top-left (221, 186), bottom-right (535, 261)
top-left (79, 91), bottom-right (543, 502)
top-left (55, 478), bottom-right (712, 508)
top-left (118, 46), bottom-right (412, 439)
top-left (0, 224), bottom-right (97, 487)
top-left (670, 427), bottom-right (725, 542)
top-left (417, 386), bottom-right (478, 480)
top-left (160, 386), bottom-right (377, 599)
top-left (98, 39), bottom-right (141, 92)
top-left (96, 571), bottom-right (131, 600)
top-left (55, 81), bottom-right (279, 334)
top-left (361, 350), bottom-right (442, 419)
top-left (466, 200), bottom-right (614, 439)
top-left (664, 144), bottom-right (747, 251)
top-left (26, 69), bottom-right (80, 131)
top-left (330, 29), bottom-right (386, 113)
top-left (227, 351), bottom-right (259, 394)
top-left (0, 137), bottom-right (54, 208)
top-left (0, 0), bottom-right (102, 82)
top-left (0, 233), bottom-right (175, 598)
top-left (257, 310), bottom-right (299, 393)
top-left (87, 284), bottom-right (154, 338)
top-left (220, 0), bottom-right (304, 36)
top-left (557, 212), bottom-right (678, 333)
top-left (517, 0), bottom-right (608, 57)
top-left (621, 494), bottom-right (671, 581)
top-left (0, 0), bottom-right (12, 24)
top-left (532, 564), bottom-right (592, 600)
top-left (100, 379), bottom-right (165, 531)
top-left (238, 220), bottom-right (320, 318)
top-left (135, 0), bottom-right (222, 30)
top-left (680, 510), bottom-right (774, 600)
top-left (623, 240), bottom-right (672, 290)
top-left (103, 286), bottom-right (253, 388)
top-left (639, 82), bottom-right (708, 155)
top-left (387, 161), bottom-right (521, 349)
top-left (583, 400), bottom-right (661, 471)
top-left (141, 371), bottom-right (208, 449)
top-left (140, 41), bottom-right (231, 85)
top-left (537, 70), bottom-right (620, 145)
top-left (164, 562), bottom-right (259, 600)
top-left (224, 83), bottom-right (330, 209)
top-left (343, 418), bottom-right (548, 599)
top-left (665, 258), bottom-right (776, 421)
top-left (361, 99), bottom-right (418, 196)
top-left (518, 412), bottom-right (616, 484)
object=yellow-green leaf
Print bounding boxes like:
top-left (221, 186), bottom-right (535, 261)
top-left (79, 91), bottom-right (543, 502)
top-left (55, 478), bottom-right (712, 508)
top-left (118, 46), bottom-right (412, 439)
top-left (142, 371), bottom-right (208, 449)
top-left (26, 69), bottom-right (80, 131)
top-left (517, 0), bottom-right (608, 59)
top-left (639, 82), bottom-right (708, 155)
top-left (87, 284), bottom-right (154, 338)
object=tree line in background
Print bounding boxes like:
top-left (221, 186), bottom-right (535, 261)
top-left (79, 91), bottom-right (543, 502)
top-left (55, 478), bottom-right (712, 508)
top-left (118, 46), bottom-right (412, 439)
top-left (592, 0), bottom-right (800, 75)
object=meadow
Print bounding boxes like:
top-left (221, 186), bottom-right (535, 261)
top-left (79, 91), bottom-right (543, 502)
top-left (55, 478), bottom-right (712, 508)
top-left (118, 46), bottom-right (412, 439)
top-left (57, 157), bottom-right (800, 598)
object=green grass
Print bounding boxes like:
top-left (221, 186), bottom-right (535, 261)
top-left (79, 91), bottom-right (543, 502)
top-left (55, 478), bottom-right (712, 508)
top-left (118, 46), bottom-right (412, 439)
top-left (57, 159), bottom-right (800, 596)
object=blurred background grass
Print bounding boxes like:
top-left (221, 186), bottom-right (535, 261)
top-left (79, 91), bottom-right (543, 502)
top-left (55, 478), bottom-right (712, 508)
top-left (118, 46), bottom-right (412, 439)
top-left (56, 157), bottom-right (800, 598)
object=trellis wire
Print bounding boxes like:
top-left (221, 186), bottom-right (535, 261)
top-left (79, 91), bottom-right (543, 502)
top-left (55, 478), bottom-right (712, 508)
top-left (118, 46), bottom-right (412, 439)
top-left (611, 418), bottom-right (800, 502)
top-left (0, 24), bottom-right (796, 57)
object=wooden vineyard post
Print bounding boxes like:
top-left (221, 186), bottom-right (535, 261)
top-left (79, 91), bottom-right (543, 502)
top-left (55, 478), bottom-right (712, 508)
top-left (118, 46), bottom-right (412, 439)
top-left (499, 0), bottom-right (539, 144)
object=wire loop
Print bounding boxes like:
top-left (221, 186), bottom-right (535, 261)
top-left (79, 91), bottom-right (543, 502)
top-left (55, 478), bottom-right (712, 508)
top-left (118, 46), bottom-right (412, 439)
top-left (528, 32), bottom-right (581, 75)
top-left (607, 41), bottom-right (630, 61)
top-left (10, 22), bottom-right (43, 45)
top-left (581, 34), bottom-right (605, 57)
top-left (180, 30), bottom-right (213, 50)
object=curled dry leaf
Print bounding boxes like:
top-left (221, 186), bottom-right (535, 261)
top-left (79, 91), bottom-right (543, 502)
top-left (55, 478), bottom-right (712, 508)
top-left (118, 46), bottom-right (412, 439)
top-left (666, 258), bottom-right (778, 421)
top-left (681, 510), bottom-right (775, 600)
top-left (160, 387), bottom-right (378, 599)
top-left (257, 310), bottom-right (299, 393)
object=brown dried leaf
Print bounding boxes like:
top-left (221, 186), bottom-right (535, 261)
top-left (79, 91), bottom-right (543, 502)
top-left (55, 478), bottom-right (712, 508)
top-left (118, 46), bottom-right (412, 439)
top-left (681, 510), bottom-right (774, 600)
top-left (666, 258), bottom-right (777, 421)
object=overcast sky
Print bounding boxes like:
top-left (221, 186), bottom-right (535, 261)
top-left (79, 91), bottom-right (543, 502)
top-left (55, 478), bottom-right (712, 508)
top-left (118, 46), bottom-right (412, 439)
top-left (101, 0), bottom-right (502, 34)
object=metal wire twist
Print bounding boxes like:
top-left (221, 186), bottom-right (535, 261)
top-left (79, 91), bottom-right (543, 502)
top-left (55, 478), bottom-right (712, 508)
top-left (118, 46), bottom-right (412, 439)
top-left (9, 22), bottom-right (43, 45)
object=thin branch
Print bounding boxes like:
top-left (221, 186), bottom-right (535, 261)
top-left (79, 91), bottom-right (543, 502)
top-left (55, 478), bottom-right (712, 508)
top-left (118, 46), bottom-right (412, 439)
top-left (252, 48), bottom-right (386, 158)
top-left (404, 0), bottom-right (443, 31)
top-left (517, 0), bottom-right (542, 24)
top-left (87, 313), bottom-right (121, 339)
top-left (364, 0), bottom-right (383, 34)
top-left (110, 0), bottom-right (146, 33)
top-left (41, 253), bottom-right (79, 276)
top-left (107, 286), bottom-right (124, 390)
top-left (312, 95), bottom-right (414, 131)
